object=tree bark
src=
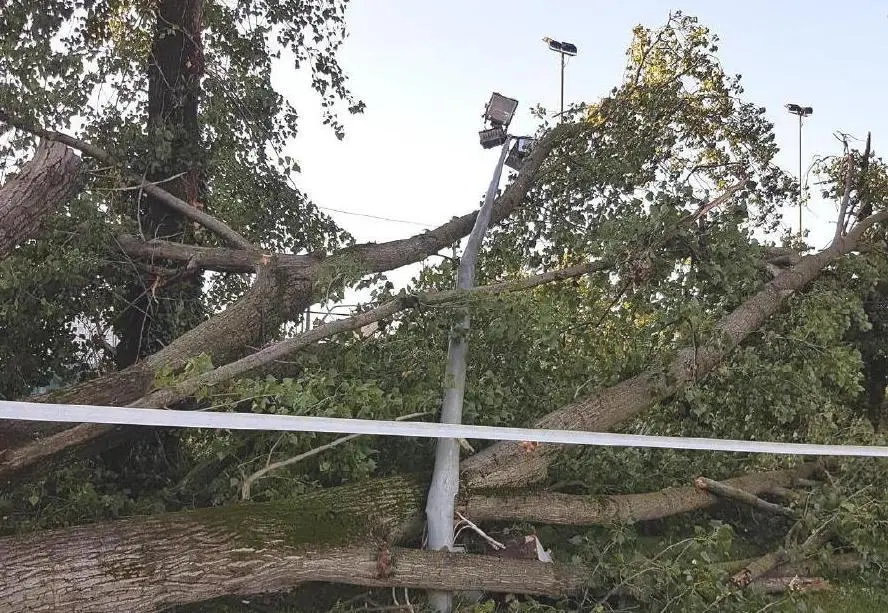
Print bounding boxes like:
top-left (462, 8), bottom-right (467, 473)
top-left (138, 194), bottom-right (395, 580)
top-left (0, 477), bottom-right (587, 612)
top-left (460, 465), bottom-right (816, 525)
top-left (0, 139), bottom-right (82, 256)
top-left (0, 467), bottom-right (812, 611)
top-left (114, 0), bottom-right (207, 367)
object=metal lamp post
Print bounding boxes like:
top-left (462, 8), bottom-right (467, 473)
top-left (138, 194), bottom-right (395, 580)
top-left (785, 103), bottom-right (813, 234)
top-left (426, 93), bottom-right (532, 613)
top-left (543, 36), bottom-right (578, 120)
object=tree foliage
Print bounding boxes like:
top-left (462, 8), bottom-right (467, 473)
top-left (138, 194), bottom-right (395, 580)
top-left (1, 6), bottom-right (888, 613)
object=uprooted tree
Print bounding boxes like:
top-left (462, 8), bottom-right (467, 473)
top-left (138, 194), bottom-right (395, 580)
top-left (1, 5), bottom-right (888, 613)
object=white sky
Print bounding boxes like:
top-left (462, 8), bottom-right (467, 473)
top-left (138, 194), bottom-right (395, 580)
top-left (272, 1), bottom-right (888, 287)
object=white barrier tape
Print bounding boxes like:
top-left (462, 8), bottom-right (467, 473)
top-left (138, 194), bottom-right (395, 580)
top-left (1, 400), bottom-right (888, 457)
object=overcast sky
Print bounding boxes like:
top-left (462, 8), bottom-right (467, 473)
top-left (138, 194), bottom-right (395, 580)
top-left (273, 0), bottom-right (887, 277)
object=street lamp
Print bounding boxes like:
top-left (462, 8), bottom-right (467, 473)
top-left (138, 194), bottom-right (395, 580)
top-left (543, 36), bottom-right (578, 120)
top-left (479, 93), bottom-right (518, 149)
top-left (431, 92), bottom-right (525, 613)
top-left (785, 103), bottom-right (813, 234)
top-left (483, 92), bottom-right (519, 127)
top-left (479, 126), bottom-right (507, 149)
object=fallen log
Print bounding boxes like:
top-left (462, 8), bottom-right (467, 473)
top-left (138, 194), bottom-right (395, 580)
top-left (0, 466), bottom-right (815, 611)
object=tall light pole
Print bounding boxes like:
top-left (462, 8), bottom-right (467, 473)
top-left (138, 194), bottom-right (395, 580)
top-left (785, 103), bottom-right (813, 235)
top-left (426, 92), bottom-right (534, 613)
top-left (543, 37), bottom-right (578, 120)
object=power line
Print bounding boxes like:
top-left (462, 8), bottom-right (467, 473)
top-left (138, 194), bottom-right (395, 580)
top-left (316, 205), bottom-right (434, 228)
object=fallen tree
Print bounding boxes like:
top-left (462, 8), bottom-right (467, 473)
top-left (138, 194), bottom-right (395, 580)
top-left (463, 199), bottom-right (888, 489)
top-left (2, 8), bottom-right (887, 613)
top-left (0, 466), bottom-right (818, 611)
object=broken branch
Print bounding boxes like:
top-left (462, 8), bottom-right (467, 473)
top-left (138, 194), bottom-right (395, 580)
top-left (0, 109), bottom-right (253, 249)
top-left (115, 234), bottom-right (314, 274)
top-left (693, 476), bottom-right (798, 518)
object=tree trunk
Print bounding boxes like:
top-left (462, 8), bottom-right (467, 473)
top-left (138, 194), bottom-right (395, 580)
top-left (0, 467), bottom-right (811, 610)
top-left (115, 0), bottom-right (207, 367)
top-left (0, 139), bottom-right (81, 256)
top-left (0, 477), bottom-right (588, 612)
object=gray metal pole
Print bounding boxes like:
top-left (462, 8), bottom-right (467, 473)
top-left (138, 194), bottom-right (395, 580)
top-left (798, 113), bottom-right (803, 235)
top-left (426, 138), bottom-right (512, 613)
top-left (560, 52), bottom-right (565, 120)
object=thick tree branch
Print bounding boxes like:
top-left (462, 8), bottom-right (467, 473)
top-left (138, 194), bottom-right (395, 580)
top-left (461, 465), bottom-right (816, 525)
top-left (0, 139), bottom-right (82, 256)
top-left (0, 109), bottom-right (253, 249)
top-left (750, 576), bottom-right (829, 594)
top-left (730, 520), bottom-right (833, 587)
top-left (0, 466), bottom-right (815, 612)
top-left (461, 209), bottom-right (886, 489)
top-left (115, 234), bottom-right (314, 273)
top-left (0, 476), bottom-right (587, 612)
top-left (337, 124), bottom-right (578, 274)
top-left (718, 552), bottom-right (862, 577)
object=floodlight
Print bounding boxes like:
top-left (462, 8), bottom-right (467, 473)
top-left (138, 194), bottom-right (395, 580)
top-left (543, 37), bottom-right (578, 56)
top-left (479, 126), bottom-right (507, 149)
top-left (484, 92), bottom-right (519, 128)
top-left (785, 103), bottom-right (813, 117)
top-left (505, 137), bottom-right (535, 171)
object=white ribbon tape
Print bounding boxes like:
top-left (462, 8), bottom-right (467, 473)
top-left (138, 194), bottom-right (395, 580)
top-left (2, 400), bottom-right (888, 457)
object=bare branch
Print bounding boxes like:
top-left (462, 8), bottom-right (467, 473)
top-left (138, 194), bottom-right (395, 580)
top-left (240, 411), bottom-right (432, 500)
top-left (115, 234), bottom-right (314, 274)
top-left (750, 576), bottom-right (830, 594)
top-left (856, 132), bottom-right (873, 220)
top-left (686, 178), bottom-right (747, 222)
top-left (0, 109), bottom-right (253, 249)
top-left (693, 476), bottom-right (798, 518)
top-left (834, 143), bottom-right (855, 241)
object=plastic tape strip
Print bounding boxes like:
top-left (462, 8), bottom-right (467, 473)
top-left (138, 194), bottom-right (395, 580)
top-left (3, 400), bottom-right (888, 457)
